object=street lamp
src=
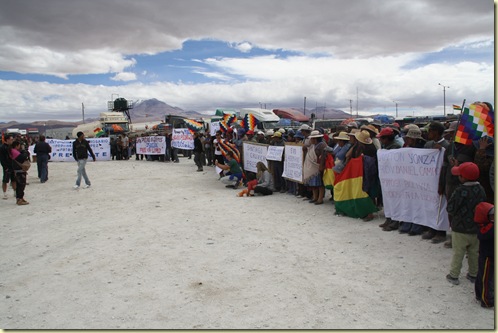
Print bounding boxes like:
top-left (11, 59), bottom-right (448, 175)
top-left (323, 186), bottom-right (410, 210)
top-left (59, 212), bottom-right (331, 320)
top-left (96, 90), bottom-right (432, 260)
top-left (393, 101), bottom-right (398, 118)
top-left (438, 83), bottom-right (449, 116)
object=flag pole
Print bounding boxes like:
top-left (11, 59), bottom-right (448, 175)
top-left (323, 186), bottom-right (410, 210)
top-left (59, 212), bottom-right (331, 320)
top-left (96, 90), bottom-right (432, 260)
top-left (436, 194), bottom-right (443, 226)
top-left (451, 99), bottom-right (466, 156)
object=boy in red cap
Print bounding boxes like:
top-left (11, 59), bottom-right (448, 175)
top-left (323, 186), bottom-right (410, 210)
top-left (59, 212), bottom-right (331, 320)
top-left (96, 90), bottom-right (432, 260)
top-left (446, 162), bottom-right (486, 285)
top-left (474, 202), bottom-right (494, 308)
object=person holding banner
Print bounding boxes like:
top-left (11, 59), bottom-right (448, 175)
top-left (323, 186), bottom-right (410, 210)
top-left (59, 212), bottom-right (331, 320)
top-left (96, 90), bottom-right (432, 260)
top-left (72, 131), bottom-right (96, 190)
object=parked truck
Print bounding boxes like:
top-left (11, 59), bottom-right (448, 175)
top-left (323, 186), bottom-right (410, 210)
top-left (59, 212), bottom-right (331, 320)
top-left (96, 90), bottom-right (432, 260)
top-left (71, 98), bottom-right (132, 138)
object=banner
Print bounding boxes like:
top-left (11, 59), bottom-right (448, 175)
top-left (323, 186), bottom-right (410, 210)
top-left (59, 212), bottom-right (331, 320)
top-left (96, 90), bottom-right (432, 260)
top-left (171, 128), bottom-right (194, 150)
top-left (136, 136), bottom-right (166, 155)
top-left (282, 143), bottom-right (303, 183)
top-left (242, 142), bottom-right (268, 173)
top-left (266, 146), bottom-right (284, 161)
top-left (378, 148), bottom-right (449, 231)
top-left (45, 138), bottom-right (111, 162)
top-left (210, 122), bottom-right (220, 136)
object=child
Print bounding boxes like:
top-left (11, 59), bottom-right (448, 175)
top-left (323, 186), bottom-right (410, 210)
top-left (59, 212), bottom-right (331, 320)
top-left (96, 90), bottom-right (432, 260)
top-left (446, 162), bottom-right (486, 285)
top-left (474, 202), bottom-right (494, 308)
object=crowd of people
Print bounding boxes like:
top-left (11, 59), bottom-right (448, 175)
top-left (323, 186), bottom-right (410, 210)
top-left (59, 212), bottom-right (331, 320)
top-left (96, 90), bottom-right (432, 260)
top-left (0, 115), bottom-right (494, 308)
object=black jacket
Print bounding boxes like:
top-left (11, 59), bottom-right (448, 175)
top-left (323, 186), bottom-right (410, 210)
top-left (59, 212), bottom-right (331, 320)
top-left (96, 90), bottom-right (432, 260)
top-left (12, 150), bottom-right (30, 173)
top-left (72, 139), bottom-right (96, 161)
top-left (34, 141), bottom-right (52, 156)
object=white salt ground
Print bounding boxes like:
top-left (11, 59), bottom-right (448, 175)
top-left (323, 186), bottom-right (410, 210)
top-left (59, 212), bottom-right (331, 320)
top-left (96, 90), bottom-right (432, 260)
top-left (0, 157), bottom-right (494, 329)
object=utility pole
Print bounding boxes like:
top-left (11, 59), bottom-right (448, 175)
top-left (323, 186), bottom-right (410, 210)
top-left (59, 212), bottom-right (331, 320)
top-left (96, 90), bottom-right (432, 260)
top-left (438, 83), bottom-right (449, 116)
top-left (356, 87), bottom-right (359, 117)
top-left (393, 101), bottom-right (398, 118)
top-left (82, 103), bottom-right (85, 124)
top-left (303, 96), bottom-right (307, 115)
top-left (349, 99), bottom-right (353, 116)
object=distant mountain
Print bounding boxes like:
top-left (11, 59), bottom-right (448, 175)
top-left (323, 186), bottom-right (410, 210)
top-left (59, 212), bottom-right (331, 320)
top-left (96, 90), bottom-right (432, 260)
top-left (293, 107), bottom-right (352, 119)
top-left (130, 98), bottom-right (203, 122)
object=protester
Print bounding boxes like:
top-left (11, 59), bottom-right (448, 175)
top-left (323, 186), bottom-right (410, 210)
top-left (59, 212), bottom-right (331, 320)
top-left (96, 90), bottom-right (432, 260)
top-left (33, 135), bottom-right (52, 183)
top-left (473, 136), bottom-right (494, 204)
top-left (10, 140), bottom-right (30, 205)
top-left (72, 131), bottom-right (96, 189)
top-left (1, 133), bottom-right (16, 199)
top-left (473, 201), bottom-right (494, 308)
top-left (237, 161), bottom-right (274, 196)
top-left (216, 150), bottom-right (243, 189)
top-left (270, 131), bottom-right (286, 193)
top-left (302, 130), bottom-right (326, 205)
top-left (193, 132), bottom-right (204, 172)
top-left (203, 133), bottom-right (213, 166)
top-left (446, 162), bottom-right (486, 285)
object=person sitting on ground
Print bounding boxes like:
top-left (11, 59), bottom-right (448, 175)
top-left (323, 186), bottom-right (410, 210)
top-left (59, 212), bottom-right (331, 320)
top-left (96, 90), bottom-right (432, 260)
top-left (238, 161), bottom-right (274, 196)
top-left (216, 151), bottom-right (243, 189)
top-left (445, 162), bottom-right (486, 286)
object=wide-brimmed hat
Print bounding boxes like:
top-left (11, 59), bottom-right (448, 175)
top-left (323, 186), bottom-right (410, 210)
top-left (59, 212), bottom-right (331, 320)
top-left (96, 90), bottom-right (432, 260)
top-left (266, 129), bottom-right (274, 136)
top-left (272, 131), bottom-right (282, 138)
top-left (347, 121), bottom-right (358, 128)
top-left (347, 128), bottom-right (360, 136)
top-left (308, 130), bottom-right (324, 138)
top-left (402, 123), bottom-right (419, 133)
top-left (298, 124), bottom-right (312, 131)
top-left (355, 130), bottom-right (373, 144)
top-left (361, 124), bottom-right (379, 135)
top-left (334, 131), bottom-right (350, 141)
top-left (444, 121), bottom-right (458, 132)
top-left (405, 127), bottom-right (423, 139)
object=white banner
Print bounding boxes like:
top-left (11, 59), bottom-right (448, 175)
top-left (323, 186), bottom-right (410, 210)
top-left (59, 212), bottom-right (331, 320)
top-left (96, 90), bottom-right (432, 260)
top-left (266, 146), bottom-right (284, 161)
top-left (172, 128), bottom-right (194, 150)
top-left (136, 136), bottom-right (166, 155)
top-left (377, 148), bottom-right (449, 231)
top-left (242, 142), bottom-right (268, 173)
top-left (46, 138), bottom-right (111, 162)
top-left (282, 143), bottom-right (303, 183)
top-left (210, 122), bottom-right (220, 136)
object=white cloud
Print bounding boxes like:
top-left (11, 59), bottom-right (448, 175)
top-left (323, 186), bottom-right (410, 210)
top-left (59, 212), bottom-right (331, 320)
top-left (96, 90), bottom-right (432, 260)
top-left (111, 72), bottom-right (137, 82)
top-left (232, 42), bottom-right (253, 53)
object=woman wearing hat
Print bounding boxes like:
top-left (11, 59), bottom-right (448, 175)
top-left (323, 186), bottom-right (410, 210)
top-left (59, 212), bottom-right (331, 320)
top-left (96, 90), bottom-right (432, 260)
top-left (348, 130), bottom-right (380, 221)
top-left (302, 130), bottom-right (327, 204)
top-left (325, 131), bottom-right (351, 173)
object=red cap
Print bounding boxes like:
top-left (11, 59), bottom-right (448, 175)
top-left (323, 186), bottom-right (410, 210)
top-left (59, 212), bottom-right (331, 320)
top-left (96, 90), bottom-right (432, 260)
top-left (246, 130), bottom-right (254, 135)
top-left (474, 202), bottom-right (494, 224)
top-left (392, 122), bottom-right (400, 128)
top-left (451, 162), bottom-right (479, 181)
top-left (376, 127), bottom-right (394, 138)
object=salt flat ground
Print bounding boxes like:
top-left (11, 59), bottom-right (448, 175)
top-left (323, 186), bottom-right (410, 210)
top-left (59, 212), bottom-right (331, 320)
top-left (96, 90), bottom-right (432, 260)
top-left (0, 158), bottom-right (494, 329)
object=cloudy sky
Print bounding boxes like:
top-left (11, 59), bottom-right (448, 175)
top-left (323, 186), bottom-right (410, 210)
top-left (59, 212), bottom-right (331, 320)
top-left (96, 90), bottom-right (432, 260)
top-left (0, 0), bottom-right (494, 122)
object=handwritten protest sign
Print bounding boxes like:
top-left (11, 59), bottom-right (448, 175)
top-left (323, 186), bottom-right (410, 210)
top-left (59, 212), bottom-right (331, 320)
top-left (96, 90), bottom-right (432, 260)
top-left (282, 143), bottom-right (303, 183)
top-left (136, 136), bottom-right (166, 155)
top-left (210, 122), bottom-right (220, 136)
top-left (242, 142), bottom-right (268, 173)
top-left (172, 128), bottom-right (194, 150)
top-left (378, 148), bottom-right (449, 230)
top-left (45, 138), bottom-right (111, 162)
top-left (266, 146), bottom-right (284, 161)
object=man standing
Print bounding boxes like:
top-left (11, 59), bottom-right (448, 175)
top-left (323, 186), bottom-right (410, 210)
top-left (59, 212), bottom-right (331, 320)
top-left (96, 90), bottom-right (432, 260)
top-left (193, 132), bottom-right (203, 172)
top-left (0, 133), bottom-right (16, 199)
top-left (72, 131), bottom-right (96, 189)
top-left (34, 135), bottom-right (52, 183)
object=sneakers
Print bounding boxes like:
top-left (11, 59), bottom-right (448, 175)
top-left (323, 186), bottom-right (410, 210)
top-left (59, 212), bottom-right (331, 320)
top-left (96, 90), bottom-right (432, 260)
top-left (446, 274), bottom-right (460, 285)
top-left (16, 198), bottom-right (29, 205)
top-left (73, 185), bottom-right (79, 190)
top-left (2, 192), bottom-right (7, 200)
top-left (83, 184), bottom-right (91, 189)
top-left (466, 273), bottom-right (477, 283)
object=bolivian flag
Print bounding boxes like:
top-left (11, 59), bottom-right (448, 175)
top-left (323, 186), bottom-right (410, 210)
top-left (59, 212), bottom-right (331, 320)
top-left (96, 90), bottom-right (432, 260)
top-left (334, 156), bottom-right (378, 218)
top-left (93, 127), bottom-right (105, 137)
